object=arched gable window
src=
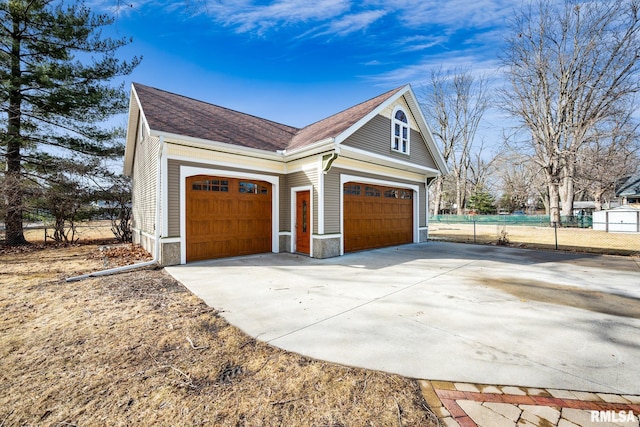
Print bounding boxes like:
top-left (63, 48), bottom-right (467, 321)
top-left (392, 107), bottom-right (410, 154)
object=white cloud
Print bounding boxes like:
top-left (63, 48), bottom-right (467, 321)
top-left (396, 35), bottom-right (448, 52)
top-left (367, 0), bottom-right (518, 30)
top-left (320, 9), bottom-right (388, 36)
top-left (366, 53), bottom-right (502, 87)
top-left (207, 0), bottom-right (351, 34)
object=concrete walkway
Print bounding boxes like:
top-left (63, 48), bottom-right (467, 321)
top-left (166, 242), bottom-right (640, 425)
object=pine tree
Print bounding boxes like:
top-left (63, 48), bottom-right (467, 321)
top-left (467, 189), bottom-right (495, 215)
top-left (0, 0), bottom-right (139, 245)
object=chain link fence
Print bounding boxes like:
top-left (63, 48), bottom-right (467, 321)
top-left (429, 215), bottom-right (640, 256)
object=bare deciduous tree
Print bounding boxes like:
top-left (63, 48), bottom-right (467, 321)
top-left (494, 151), bottom-right (546, 214)
top-left (421, 68), bottom-right (489, 215)
top-left (575, 115), bottom-right (640, 210)
top-left (467, 142), bottom-right (495, 195)
top-left (99, 174), bottom-right (133, 243)
top-left (500, 0), bottom-right (640, 224)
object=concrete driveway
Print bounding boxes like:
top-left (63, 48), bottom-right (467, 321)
top-left (166, 242), bottom-right (640, 395)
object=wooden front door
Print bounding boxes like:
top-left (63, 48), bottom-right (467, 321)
top-left (343, 183), bottom-right (413, 253)
top-left (295, 190), bottom-right (311, 254)
top-left (186, 175), bottom-right (272, 262)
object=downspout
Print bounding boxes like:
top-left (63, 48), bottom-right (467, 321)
top-left (67, 136), bottom-right (165, 282)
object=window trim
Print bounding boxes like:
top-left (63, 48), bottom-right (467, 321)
top-left (391, 106), bottom-right (410, 155)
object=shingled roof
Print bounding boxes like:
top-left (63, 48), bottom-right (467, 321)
top-left (133, 83), bottom-right (405, 152)
top-left (133, 83), bottom-right (298, 151)
top-left (287, 86), bottom-right (405, 151)
top-left (617, 175), bottom-right (640, 197)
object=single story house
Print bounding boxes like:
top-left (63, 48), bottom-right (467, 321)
top-left (124, 83), bottom-right (448, 265)
top-left (617, 174), bottom-right (640, 208)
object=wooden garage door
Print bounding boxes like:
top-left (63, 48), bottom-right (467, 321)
top-left (344, 183), bottom-right (413, 253)
top-left (186, 176), bottom-right (271, 262)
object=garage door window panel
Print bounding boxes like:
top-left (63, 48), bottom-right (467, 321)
top-left (192, 179), bottom-right (229, 192)
top-left (344, 184), bottom-right (361, 195)
top-left (365, 186), bottom-right (381, 197)
top-left (239, 181), bottom-right (269, 195)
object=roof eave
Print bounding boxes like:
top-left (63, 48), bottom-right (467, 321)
top-left (123, 84), bottom-right (140, 176)
top-left (153, 130), bottom-right (286, 161)
top-left (281, 137), bottom-right (336, 160)
top-left (403, 87), bottom-right (449, 175)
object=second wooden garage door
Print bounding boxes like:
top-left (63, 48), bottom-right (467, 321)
top-left (186, 176), bottom-right (271, 262)
top-left (344, 183), bottom-right (413, 253)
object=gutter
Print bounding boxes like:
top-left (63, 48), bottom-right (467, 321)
top-left (66, 136), bottom-right (165, 282)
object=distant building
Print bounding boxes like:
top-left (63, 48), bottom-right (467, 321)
top-left (617, 175), bottom-right (640, 208)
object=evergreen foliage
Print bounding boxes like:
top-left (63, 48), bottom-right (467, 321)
top-left (467, 189), bottom-right (495, 214)
top-left (0, 0), bottom-right (139, 245)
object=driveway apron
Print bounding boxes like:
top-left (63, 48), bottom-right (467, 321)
top-left (165, 242), bottom-right (640, 395)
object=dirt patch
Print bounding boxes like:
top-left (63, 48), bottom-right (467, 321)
top-left (479, 277), bottom-right (640, 319)
top-left (0, 244), bottom-right (438, 426)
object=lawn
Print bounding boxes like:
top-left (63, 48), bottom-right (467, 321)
top-left (429, 223), bottom-right (640, 256)
top-left (0, 242), bottom-right (438, 426)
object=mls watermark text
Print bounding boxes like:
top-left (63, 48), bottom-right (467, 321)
top-left (591, 410), bottom-right (637, 424)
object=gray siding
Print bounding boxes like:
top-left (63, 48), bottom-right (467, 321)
top-left (279, 175), bottom-right (289, 231)
top-left (323, 170), bottom-right (341, 234)
top-left (342, 114), bottom-right (437, 170)
top-left (166, 159), bottom-right (284, 236)
top-left (285, 169), bottom-right (319, 234)
top-left (132, 135), bottom-right (159, 235)
top-left (410, 128), bottom-right (437, 170)
top-left (167, 159), bottom-right (180, 236)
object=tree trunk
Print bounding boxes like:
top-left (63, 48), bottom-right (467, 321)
top-left (560, 158), bottom-right (576, 218)
top-left (4, 15), bottom-right (28, 245)
top-left (455, 175), bottom-right (465, 215)
top-left (549, 184), bottom-right (561, 225)
top-left (546, 169), bottom-right (562, 226)
top-left (593, 190), bottom-right (604, 211)
top-left (431, 177), bottom-right (443, 215)
top-left (542, 194), bottom-right (550, 215)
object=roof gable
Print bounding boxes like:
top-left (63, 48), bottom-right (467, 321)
top-left (287, 86), bottom-right (405, 151)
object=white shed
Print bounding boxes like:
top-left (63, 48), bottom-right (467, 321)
top-left (592, 206), bottom-right (640, 233)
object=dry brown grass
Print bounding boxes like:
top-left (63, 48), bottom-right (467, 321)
top-left (0, 243), bottom-right (438, 427)
top-left (430, 223), bottom-right (640, 256)
top-left (14, 221), bottom-right (116, 244)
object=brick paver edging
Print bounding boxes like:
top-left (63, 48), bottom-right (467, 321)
top-left (419, 380), bottom-right (640, 427)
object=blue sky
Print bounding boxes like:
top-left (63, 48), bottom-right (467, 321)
top-left (100, 0), bottom-right (520, 132)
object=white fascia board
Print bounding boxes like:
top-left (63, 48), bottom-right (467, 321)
top-left (334, 84), bottom-right (411, 145)
top-left (403, 87), bottom-right (449, 175)
top-left (153, 131), bottom-right (285, 162)
top-left (124, 85), bottom-right (140, 176)
top-left (339, 145), bottom-right (441, 176)
top-left (124, 85), bottom-right (154, 176)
